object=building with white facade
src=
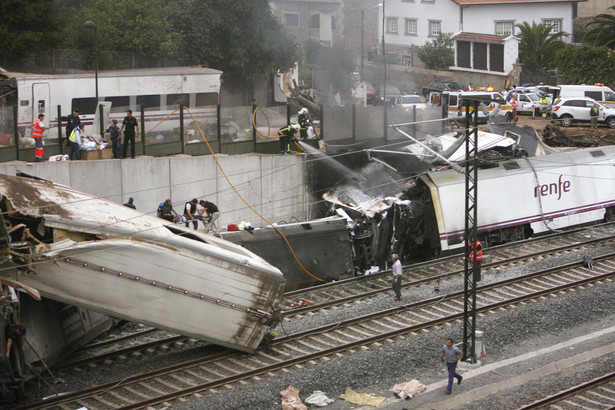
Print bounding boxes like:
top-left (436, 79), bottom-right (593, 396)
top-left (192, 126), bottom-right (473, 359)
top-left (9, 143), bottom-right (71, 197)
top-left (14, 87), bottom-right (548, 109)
top-left (380, 0), bottom-right (583, 71)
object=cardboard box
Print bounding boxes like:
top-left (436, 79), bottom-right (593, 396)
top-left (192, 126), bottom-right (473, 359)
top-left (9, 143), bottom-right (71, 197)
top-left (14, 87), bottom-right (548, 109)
top-left (80, 149), bottom-right (101, 160)
top-left (100, 147), bottom-right (113, 159)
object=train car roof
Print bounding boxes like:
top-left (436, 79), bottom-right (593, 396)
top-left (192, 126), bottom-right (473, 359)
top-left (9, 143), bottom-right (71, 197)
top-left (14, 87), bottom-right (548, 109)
top-left (425, 146), bottom-right (615, 186)
top-left (0, 66), bottom-right (222, 81)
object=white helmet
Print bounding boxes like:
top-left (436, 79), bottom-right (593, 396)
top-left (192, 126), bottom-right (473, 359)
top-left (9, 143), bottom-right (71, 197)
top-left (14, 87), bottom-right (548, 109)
top-left (292, 124), bottom-right (301, 131)
top-left (298, 108), bottom-right (308, 115)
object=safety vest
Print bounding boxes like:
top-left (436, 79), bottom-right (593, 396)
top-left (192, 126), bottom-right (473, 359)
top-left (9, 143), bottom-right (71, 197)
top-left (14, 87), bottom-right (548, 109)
top-left (32, 119), bottom-right (44, 139)
top-left (469, 240), bottom-right (484, 261)
top-left (69, 127), bottom-right (80, 143)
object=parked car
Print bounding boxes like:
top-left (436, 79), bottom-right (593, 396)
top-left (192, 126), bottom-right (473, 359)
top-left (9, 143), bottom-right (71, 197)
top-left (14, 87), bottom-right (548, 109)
top-left (551, 97), bottom-right (615, 128)
top-left (422, 82), bottom-right (462, 99)
top-left (374, 85), bottom-right (402, 106)
top-left (395, 94), bottom-right (428, 111)
top-left (512, 92), bottom-right (542, 115)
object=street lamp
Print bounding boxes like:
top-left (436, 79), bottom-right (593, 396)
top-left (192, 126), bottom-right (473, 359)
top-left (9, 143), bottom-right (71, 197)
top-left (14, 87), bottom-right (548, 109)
top-left (379, 1), bottom-right (387, 139)
top-left (83, 21), bottom-right (99, 104)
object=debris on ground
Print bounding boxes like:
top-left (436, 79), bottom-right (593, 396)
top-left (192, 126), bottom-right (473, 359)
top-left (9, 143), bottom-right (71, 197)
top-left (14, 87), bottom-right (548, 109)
top-left (304, 390), bottom-right (334, 407)
top-left (339, 387), bottom-right (386, 407)
top-left (280, 385), bottom-right (307, 410)
top-left (390, 379), bottom-right (427, 399)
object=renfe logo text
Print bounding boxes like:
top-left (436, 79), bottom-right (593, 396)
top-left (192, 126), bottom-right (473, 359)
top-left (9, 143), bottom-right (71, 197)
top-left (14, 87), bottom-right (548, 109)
top-left (534, 175), bottom-right (571, 200)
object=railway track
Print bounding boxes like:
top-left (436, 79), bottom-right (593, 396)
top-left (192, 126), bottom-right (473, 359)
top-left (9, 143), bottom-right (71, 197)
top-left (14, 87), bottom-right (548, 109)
top-left (51, 223), bottom-right (615, 374)
top-left (282, 223), bottom-right (615, 316)
top-left (22, 251), bottom-right (615, 409)
top-left (519, 371), bottom-right (615, 409)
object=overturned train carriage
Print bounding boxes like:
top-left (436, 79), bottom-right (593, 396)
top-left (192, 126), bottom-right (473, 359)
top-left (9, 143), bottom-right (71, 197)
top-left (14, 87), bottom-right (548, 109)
top-left (0, 174), bottom-right (286, 353)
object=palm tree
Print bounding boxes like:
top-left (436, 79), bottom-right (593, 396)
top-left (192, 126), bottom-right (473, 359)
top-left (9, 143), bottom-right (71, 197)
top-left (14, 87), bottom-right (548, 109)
top-left (515, 22), bottom-right (567, 73)
top-left (584, 6), bottom-right (615, 49)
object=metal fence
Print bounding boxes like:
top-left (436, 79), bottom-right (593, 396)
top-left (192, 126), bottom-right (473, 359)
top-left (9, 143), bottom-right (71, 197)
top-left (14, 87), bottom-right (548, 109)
top-left (0, 102), bottom-right (447, 162)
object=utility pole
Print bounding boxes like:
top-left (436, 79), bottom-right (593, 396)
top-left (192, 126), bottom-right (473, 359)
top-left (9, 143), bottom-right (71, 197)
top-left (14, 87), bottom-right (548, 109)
top-left (462, 98), bottom-right (480, 363)
top-left (360, 9), bottom-right (365, 82)
top-left (382, 0), bottom-right (387, 140)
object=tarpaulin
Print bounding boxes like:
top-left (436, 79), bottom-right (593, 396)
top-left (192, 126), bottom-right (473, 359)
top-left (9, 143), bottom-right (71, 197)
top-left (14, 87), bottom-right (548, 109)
top-left (339, 387), bottom-right (386, 407)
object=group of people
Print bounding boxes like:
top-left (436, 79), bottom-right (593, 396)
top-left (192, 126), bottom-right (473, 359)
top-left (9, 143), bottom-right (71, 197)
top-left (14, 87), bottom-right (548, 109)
top-left (157, 198), bottom-right (220, 235)
top-left (277, 107), bottom-right (313, 154)
top-left (32, 108), bottom-right (140, 162)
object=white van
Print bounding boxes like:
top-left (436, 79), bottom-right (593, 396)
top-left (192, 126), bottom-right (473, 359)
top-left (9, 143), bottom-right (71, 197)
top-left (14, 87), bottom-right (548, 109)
top-left (558, 85), bottom-right (615, 106)
top-left (441, 91), bottom-right (514, 121)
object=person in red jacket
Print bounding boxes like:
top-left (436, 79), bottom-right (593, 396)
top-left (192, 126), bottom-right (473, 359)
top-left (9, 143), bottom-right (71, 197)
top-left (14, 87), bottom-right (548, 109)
top-left (32, 114), bottom-right (51, 162)
top-left (469, 239), bottom-right (484, 281)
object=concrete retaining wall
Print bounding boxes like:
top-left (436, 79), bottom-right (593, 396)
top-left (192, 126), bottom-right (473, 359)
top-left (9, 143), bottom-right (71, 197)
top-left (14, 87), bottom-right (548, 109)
top-left (0, 154), bottom-right (307, 229)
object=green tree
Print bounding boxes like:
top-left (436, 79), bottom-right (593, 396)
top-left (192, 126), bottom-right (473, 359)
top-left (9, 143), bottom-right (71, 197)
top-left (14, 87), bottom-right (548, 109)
top-left (417, 33), bottom-right (454, 70)
top-left (516, 21), bottom-right (566, 73)
top-left (0, 0), bottom-right (63, 68)
top-left (171, 0), bottom-right (299, 82)
top-left (62, 0), bottom-right (179, 61)
top-left (584, 6), bottom-right (615, 49)
top-left (555, 45), bottom-right (615, 87)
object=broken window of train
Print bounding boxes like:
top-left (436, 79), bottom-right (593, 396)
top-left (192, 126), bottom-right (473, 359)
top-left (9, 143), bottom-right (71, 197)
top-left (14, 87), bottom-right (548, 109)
top-left (590, 150), bottom-right (605, 157)
top-left (503, 161), bottom-right (520, 170)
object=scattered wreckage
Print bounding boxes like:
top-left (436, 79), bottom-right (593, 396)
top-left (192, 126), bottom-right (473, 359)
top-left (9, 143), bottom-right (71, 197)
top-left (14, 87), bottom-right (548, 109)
top-left (323, 126), bottom-right (615, 273)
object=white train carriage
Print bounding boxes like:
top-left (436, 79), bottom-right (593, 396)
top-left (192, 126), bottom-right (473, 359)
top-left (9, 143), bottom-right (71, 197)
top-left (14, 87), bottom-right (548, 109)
top-left (421, 146), bottom-right (615, 253)
top-left (0, 67), bottom-right (221, 139)
top-left (0, 174), bottom-right (285, 353)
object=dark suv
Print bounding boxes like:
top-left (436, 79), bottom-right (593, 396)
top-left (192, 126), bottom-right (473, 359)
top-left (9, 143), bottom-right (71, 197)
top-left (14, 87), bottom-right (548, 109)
top-left (374, 85), bottom-right (402, 106)
top-left (422, 82), bottom-right (462, 99)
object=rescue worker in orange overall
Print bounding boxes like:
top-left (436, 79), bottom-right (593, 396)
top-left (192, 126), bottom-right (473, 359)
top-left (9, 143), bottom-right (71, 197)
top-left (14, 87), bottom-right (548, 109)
top-left (468, 239), bottom-right (484, 281)
top-left (32, 114), bottom-right (51, 162)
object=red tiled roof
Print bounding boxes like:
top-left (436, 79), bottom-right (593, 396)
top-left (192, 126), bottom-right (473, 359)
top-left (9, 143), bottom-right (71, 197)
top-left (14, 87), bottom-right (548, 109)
top-left (452, 0), bottom-right (581, 4)
top-left (453, 32), bottom-right (509, 44)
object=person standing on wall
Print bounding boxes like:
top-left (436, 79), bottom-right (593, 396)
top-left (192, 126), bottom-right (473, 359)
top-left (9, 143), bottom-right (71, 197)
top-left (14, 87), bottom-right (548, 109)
top-left (297, 108), bottom-right (312, 141)
top-left (120, 109), bottom-right (139, 159)
top-left (441, 338), bottom-right (463, 394)
top-left (391, 253), bottom-right (402, 301)
top-left (105, 119), bottom-right (122, 159)
top-left (61, 109), bottom-right (80, 147)
top-left (277, 123), bottom-right (300, 154)
top-left (32, 114), bottom-right (51, 162)
top-left (68, 123), bottom-right (84, 161)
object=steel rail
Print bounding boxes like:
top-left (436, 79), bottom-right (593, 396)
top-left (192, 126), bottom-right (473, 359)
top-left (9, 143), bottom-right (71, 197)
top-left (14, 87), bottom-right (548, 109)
top-left (22, 254), bottom-right (615, 410)
top-left (518, 371), bottom-right (615, 409)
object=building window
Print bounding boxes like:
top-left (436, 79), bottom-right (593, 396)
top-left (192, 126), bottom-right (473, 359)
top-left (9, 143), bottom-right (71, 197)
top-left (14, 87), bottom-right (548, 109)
top-left (542, 18), bottom-right (562, 33)
top-left (428, 20), bottom-right (441, 37)
top-left (402, 0), bottom-right (415, 2)
top-left (495, 21), bottom-right (514, 36)
top-left (405, 19), bottom-right (417, 35)
top-left (421, 0), bottom-right (435, 3)
top-left (402, 54), bottom-right (413, 66)
top-left (386, 17), bottom-right (398, 34)
top-left (332, 15), bottom-right (337, 31)
top-left (284, 13), bottom-right (299, 28)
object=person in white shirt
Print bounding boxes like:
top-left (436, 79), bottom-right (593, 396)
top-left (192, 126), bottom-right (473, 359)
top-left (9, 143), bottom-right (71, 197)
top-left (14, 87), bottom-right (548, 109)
top-left (392, 253), bottom-right (402, 301)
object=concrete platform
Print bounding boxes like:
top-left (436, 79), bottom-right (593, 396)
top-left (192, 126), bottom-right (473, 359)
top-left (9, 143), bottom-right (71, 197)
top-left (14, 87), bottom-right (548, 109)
top-left (376, 325), bottom-right (615, 409)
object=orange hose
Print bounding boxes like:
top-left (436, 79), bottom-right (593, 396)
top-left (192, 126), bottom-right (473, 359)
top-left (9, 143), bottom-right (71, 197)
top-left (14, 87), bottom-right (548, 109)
top-left (184, 107), bottom-right (323, 282)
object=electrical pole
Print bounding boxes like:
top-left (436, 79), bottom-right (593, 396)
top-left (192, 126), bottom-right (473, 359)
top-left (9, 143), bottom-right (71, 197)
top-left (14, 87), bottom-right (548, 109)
top-left (382, 0), bottom-right (387, 140)
top-left (462, 99), bottom-right (479, 364)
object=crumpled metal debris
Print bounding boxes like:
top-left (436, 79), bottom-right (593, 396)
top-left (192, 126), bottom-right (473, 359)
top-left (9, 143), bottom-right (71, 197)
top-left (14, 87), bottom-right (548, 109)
top-left (390, 379), bottom-right (426, 399)
top-left (339, 387), bottom-right (386, 407)
top-left (305, 390), bottom-right (334, 406)
top-left (280, 385), bottom-right (307, 410)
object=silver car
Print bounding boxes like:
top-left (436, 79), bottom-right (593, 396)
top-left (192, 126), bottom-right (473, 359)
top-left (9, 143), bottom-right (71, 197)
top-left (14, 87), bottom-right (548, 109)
top-left (551, 97), bottom-right (615, 128)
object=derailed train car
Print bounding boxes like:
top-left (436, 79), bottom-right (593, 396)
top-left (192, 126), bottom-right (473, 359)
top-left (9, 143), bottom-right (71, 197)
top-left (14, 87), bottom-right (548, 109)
top-left (327, 145), bottom-right (615, 267)
top-left (396, 146), bottom-right (615, 258)
top-left (0, 174), bottom-right (286, 359)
